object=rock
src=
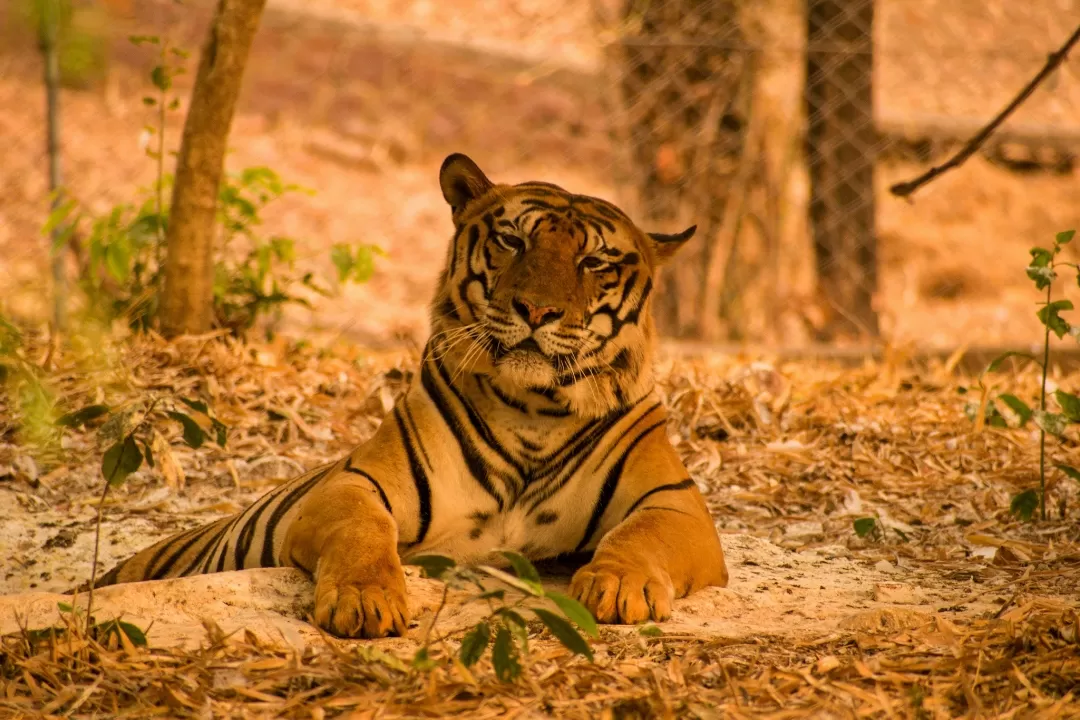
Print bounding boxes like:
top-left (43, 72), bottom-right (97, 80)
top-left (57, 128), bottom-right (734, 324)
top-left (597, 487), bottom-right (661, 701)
top-left (873, 582), bottom-right (925, 605)
top-left (873, 559), bottom-right (895, 573)
top-left (839, 608), bottom-right (929, 634)
top-left (0, 566), bottom-right (454, 652)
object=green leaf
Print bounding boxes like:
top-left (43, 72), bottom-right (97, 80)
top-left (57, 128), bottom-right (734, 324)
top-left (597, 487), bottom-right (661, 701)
top-left (213, 421), bottom-right (228, 448)
top-left (104, 241), bottom-right (132, 283)
top-left (411, 646), bottom-right (437, 671)
top-left (1029, 247), bottom-right (1054, 267)
top-left (545, 590), bottom-right (599, 638)
top-left (1056, 390), bottom-right (1080, 422)
top-left (496, 608), bottom-right (529, 654)
top-left (984, 351), bottom-right (1038, 375)
top-left (1055, 463), bottom-right (1080, 483)
top-left (491, 626), bottom-right (521, 682)
top-left (1057, 230), bottom-right (1076, 245)
top-left (1034, 410), bottom-right (1068, 437)
top-left (459, 622), bottom-right (490, 667)
top-left (101, 436), bottom-right (143, 487)
top-left (150, 65), bottom-right (171, 91)
top-left (167, 411), bottom-right (205, 449)
top-left (56, 404), bottom-right (110, 428)
top-left (1010, 489), bottom-right (1040, 522)
top-left (996, 394), bottom-right (1033, 426)
top-left (639, 624), bottom-right (663, 637)
top-left (57, 602), bottom-right (73, 613)
top-left (499, 550), bottom-right (542, 590)
top-left (179, 397), bottom-right (209, 414)
top-left (477, 565), bottom-right (544, 596)
top-left (1038, 300), bottom-right (1073, 339)
top-left (128, 35), bottom-right (160, 46)
top-left (410, 554), bottom-right (456, 580)
top-left (94, 619), bottom-right (149, 647)
top-left (531, 607), bottom-right (593, 661)
top-left (1027, 264), bottom-right (1056, 289)
top-left (330, 244), bottom-right (353, 283)
top-left (141, 439), bottom-right (155, 469)
top-left (853, 517), bottom-right (877, 538)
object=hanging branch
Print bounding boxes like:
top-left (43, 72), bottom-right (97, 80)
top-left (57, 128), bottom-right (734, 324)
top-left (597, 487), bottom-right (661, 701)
top-left (890, 23), bottom-right (1080, 199)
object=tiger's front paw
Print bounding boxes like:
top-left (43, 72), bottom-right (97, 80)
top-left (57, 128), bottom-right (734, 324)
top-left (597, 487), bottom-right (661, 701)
top-left (569, 560), bottom-right (675, 625)
top-left (313, 561), bottom-right (409, 639)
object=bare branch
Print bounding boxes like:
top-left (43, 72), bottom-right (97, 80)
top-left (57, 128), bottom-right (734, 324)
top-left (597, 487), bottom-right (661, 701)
top-left (889, 23), bottom-right (1080, 199)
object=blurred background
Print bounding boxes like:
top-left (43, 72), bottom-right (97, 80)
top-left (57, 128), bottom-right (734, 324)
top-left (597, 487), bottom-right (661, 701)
top-left (2, 0), bottom-right (1080, 351)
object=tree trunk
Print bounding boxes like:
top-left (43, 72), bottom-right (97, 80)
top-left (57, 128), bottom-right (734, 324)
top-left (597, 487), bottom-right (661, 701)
top-left (805, 0), bottom-right (878, 339)
top-left (610, 0), bottom-right (749, 339)
top-left (159, 0), bottom-right (266, 337)
top-left (39, 0), bottom-right (66, 331)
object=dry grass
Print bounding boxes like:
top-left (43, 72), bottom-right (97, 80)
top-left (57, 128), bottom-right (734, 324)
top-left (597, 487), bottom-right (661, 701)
top-left (2, 326), bottom-right (1080, 717)
top-left (3, 603), bottom-right (1079, 718)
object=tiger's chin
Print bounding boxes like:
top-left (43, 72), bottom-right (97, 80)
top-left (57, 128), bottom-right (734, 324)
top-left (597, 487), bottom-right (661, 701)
top-left (493, 348), bottom-right (558, 387)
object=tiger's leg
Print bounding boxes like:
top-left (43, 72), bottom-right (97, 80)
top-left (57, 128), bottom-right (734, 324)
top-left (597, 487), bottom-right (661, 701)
top-left (281, 473), bottom-right (409, 639)
top-left (569, 429), bottom-right (727, 625)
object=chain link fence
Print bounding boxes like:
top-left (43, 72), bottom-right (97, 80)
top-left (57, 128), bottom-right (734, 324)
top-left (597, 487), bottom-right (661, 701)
top-left (2, 0), bottom-right (1080, 348)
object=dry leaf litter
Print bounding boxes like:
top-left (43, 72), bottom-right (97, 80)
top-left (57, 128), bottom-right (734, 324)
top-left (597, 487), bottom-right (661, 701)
top-left (1, 330), bottom-right (1079, 717)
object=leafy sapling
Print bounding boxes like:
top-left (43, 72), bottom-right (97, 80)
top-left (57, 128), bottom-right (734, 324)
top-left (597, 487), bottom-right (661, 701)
top-left (55, 396), bottom-right (229, 620)
top-left (961, 230), bottom-right (1080, 521)
top-left (411, 551), bottom-right (599, 683)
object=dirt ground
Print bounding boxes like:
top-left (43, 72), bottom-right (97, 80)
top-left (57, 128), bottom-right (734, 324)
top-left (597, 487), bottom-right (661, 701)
top-left (2, 330), bottom-right (1080, 715)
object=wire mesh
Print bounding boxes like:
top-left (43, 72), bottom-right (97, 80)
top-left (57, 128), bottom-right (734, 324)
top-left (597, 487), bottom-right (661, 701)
top-left (2, 0), bottom-right (1080, 348)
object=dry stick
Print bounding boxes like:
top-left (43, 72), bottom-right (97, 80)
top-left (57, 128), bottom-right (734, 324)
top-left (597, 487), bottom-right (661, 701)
top-left (890, 23), bottom-right (1080, 199)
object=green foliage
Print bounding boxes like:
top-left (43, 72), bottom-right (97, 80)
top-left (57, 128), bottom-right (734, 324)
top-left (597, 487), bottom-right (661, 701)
top-left (410, 552), bottom-right (597, 683)
top-left (963, 229), bottom-right (1080, 522)
top-left (995, 394), bottom-right (1032, 426)
top-left (23, 601), bottom-right (149, 648)
top-left (1010, 489), bottom-right (1040, 522)
top-left (58, 396), bottom-right (228, 492)
top-left (1055, 463), bottom-right (1080, 483)
top-left (12, 0), bottom-right (111, 88)
top-left (45, 36), bottom-right (379, 338)
top-left (853, 517), bottom-right (878, 538)
top-left (331, 243), bottom-right (385, 284)
top-left (459, 622), bottom-right (490, 667)
top-left (0, 315), bottom-right (23, 355)
top-left (101, 435), bottom-right (142, 487)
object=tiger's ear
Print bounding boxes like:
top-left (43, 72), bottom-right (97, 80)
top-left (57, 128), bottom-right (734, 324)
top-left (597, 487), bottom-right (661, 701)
top-left (439, 153), bottom-right (494, 212)
top-left (648, 225), bottom-right (697, 265)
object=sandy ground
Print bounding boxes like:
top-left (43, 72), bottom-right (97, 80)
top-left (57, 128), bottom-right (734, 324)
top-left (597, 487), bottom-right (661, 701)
top-left (2, 336), bottom-right (1078, 660)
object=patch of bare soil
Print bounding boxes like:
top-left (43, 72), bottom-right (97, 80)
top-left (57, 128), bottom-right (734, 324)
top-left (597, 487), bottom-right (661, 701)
top-left (2, 330), bottom-right (1079, 715)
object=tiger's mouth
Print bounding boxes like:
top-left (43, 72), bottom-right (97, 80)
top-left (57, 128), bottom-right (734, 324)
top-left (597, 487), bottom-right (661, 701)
top-left (511, 337), bottom-right (544, 355)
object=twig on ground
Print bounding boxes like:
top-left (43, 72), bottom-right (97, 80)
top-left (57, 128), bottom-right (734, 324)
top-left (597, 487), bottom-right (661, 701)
top-left (889, 23), bottom-right (1080, 199)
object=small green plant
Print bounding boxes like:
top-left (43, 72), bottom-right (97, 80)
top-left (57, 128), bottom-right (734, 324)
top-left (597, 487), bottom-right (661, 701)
top-left (56, 396), bottom-right (228, 619)
top-left (411, 552), bottom-right (598, 683)
top-left (44, 34), bottom-right (380, 337)
top-left (959, 229), bottom-right (1080, 522)
top-left (22, 601), bottom-right (148, 651)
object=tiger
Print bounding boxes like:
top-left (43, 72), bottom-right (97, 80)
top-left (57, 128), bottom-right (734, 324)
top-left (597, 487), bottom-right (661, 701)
top-left (90, 153), bottom-right (729, 639)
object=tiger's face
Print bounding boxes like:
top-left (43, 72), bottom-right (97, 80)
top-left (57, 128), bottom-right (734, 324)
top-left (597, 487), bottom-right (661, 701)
top-left (430, 153), bottom-right (695, 417)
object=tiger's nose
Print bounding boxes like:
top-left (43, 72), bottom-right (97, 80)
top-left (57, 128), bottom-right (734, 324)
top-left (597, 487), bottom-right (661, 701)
top-left (512, 298), bottom-right (564, 329)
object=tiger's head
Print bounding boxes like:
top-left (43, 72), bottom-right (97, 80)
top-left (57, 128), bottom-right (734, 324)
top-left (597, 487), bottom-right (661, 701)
top-left (429, 153), bottom-right (694, 418)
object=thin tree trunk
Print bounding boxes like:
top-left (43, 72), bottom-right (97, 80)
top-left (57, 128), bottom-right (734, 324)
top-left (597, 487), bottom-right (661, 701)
top-left (805, 0), bottom-right (878, 339)
top-left (40, 0), bottom-right (66, 331)
top-left (614, 0), bottom-right (748, 339)
top-left (159, 0), bottom-right (266, 337)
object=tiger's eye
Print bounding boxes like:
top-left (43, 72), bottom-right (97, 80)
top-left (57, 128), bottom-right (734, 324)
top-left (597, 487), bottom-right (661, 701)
top-left (497, 234), bottom-right (525, 252)
top-left (580, 257), bottom-right (607, 271)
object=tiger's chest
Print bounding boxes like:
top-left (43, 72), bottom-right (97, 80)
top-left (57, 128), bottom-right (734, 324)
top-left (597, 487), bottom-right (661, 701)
top-left (405, 452), bottom-right (602, 565)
